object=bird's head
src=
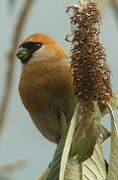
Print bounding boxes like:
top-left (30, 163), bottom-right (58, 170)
top-left (16, 33), bottom-right (67, 64)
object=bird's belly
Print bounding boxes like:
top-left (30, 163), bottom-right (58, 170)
top-left (19, 84), bottom-right (75, 143)
top-left (19, 60), bottom-right (76, 143)
top-left (29, 107), bottom-right (61, 143)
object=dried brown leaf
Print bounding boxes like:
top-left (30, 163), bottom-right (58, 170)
top-left (107, 104), bottom-right (118, 180)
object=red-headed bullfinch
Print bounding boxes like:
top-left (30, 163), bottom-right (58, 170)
top-left (16, 33), bottom-right (76, 143)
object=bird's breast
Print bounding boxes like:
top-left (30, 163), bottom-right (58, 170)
top-left (19, 60), bottom-right (73, 110)
top-left (19, 60), bottom-right (75, 143)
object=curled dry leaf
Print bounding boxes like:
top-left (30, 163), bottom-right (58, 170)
top-left (64, 139), bottom-right (106, 180)
top-left (59, 103), bottom-right (80, 180)
top-left (39, 138), bottom-right (107, 180)
top-left (37, 168), bottom-right (49, 180)
top-left (107, 104), bottom-right (118, 180)
top-left (82, 139), bottom-right (106, 180)
top-left (101, 93), bottom-right (118, 116)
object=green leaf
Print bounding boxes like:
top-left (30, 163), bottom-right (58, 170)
top-left (70, 122), bottom-right (101, 163)
top-left (70, 103), bottom-right (102, 163)
top-left (47, 103), bottom-right (80, 180)
top-left (47, 137), bottom-right (65, 180)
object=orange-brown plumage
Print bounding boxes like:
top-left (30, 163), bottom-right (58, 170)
top-left (17, 33), bottom-right (76, 143)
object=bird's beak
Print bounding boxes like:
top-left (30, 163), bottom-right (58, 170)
top-left (16, 47), bottom-right (30, 60)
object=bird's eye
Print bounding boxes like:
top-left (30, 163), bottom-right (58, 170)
top-left (16, 48), bottom-right (30, 60)
top-left (16, 41), bottom-right (42, 64)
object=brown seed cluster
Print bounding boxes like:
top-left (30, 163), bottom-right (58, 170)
top-left (66, 0), bottom-right (112, 103)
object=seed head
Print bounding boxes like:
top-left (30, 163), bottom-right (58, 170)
top-left (66, 0), bottom-right (112, 104)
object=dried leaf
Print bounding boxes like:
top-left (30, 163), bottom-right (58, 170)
top-left (59, 103), bottom-right (80, 180)
top-left (64, 159), bottom-right (83, 180)
top-left (101, 93), bottom-right (118, 116)
top-left (46, 102), bottom-right (109, 180)
top-left (83, 140), bottom-right (106, 180)
top-left (47, 139), bottom-right (106, 180)
top-left (107, 104), bottom-right (118, 180)
top-left (37, 168), bottom-right (49, 180)
top-left (65, 139), bottom-right (106, 180)
top-left (47, 103), bottom-right (80, 180)
top-left (99, 124), bottom-right (111, 143)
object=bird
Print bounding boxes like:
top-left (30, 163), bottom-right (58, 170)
top-left (16, 33), bottom-right (109, 174)
top-left (16, 33), bottom-right (76, 144)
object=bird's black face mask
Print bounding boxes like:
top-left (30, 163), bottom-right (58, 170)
top-left (16, 41), bottom-right (42, 64)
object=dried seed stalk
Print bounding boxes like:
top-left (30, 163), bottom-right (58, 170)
top-left (66, 0), bottom-right (112, 105)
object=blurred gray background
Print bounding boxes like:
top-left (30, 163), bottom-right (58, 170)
top-left (0, 0), bottom-right (118, 179)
